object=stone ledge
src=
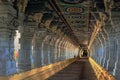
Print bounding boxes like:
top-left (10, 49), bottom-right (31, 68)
top-left (0, 58), bottom-right (78, 80)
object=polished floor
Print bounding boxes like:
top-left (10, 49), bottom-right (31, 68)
top-left (47, 58), bottom-right (97, 80)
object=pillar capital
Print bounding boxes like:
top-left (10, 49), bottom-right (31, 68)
top-left (34, 28), bottom-right (47, 40)
top-left (28, 13), bottom-right (43, 23)
top-left (116, 32), bottom-right (120, 39)
top-left (0, 2), bottom-right (17, 29)
top-left (114, 23), bottom-right (120, 32)
top-left (0, 1), bottom-right (17, 76)
top-left (19, 22), bottom-right (39, 39)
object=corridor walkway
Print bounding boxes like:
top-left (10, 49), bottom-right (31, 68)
top-left (47, 58), bottom-right (97, 80)
top-left (47, 58), bottom-right (115, 80)
top-left (1, 57), bottom-right (116, 80)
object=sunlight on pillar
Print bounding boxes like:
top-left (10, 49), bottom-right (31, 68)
top-left (48, 48), bottom-right (51, 64)
top-left (113, 48), bottom-right (119, 76)
top-left (14, 30), bottom-right (21, 72)
top-left (31, 45), bottom-right (34, 68)
top-left (41, 42), bottom-right (44, 66)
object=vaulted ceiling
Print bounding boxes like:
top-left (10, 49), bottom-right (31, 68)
top-left (11, 0), bottom-right (120, 49)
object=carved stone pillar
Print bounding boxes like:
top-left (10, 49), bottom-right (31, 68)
top-left (32, 30), bottom-right (46, 68)
top-left (0, 2), bottom-right (17, 76)
top-left (62, 41), bottom-right (67, 60)
top-left (68, 43), bottom-right (71, 59)
top-left (94, 39), bottom-right (100, 63)
top-left (65, 43), bottom-right (69, 59)
top-left (54, 37), bottom-right (59, 62)
top-left (100, 29), bottom-right (109, 70)
top-left (58, 38), bottom-right (63, 61)
top-left (110, 11), bottom-right (120, 79)
top-left (56, 38), bottom-right (62, 61)
top-left (63, 40), bottom-right (68, 59)
top-left (60, 38), bottom-right (65, 61)
top-left (18, 22), bottom-right (37, 72)
top-left (49, 35), bottom-right (56, 63)
top-left (108, 34), bottom-right (116, 74)
top-left (99, 32), bottom-right (106, 67)
top-left (43, 36), bottom-right (50, 65)
top-left (104, 21), bottom-right (116, 74)
top-left (49, 43), bottom-right (55, 63)
top-left (113, 30), bottom-right (120, 79)
top-left (93, 39), bottom-right (100, 62)
top-left (95, 36), bottom-right (104, 66)
top-left (90, 45), bottom-right (95, 59)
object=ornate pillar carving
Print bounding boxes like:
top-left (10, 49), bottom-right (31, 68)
top-left (49, 34), bottom-right (57, 63)
top-left (59, 38), bottom-right (65, 61)
top-left (54, 37), bottom-right (60, 62)
top-left (108, 33), bottom-right (116, 74)
top-left (0, 2), bottom-right (17, 76)
top-left (102, 29), bottom-right (110, 70)
top-left (18, 22), bottom-right (37, 72)
top-left (94, 36), bottom-right (103, 66)
top-left (113, 27), bottom-right (120, 79)
top-left (32, 28), bottom-right (47, 68)
top-left (64, 41), bottom-right (68, 59)
top-left (93, 38), bottom-right (100, 63)
top-left (42, 35), bottom-right (50, 65)
top-left (58, 37), bottom-right (63, 61)
top-left (54, 38), bottom-right (60, 61)
top-left (98, 32), bottom-right (106, 67)
top-left (62, 40), bottom-right (67, 60)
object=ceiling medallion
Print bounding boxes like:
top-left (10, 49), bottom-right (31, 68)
top-left (61, 0), bottom-right (84, 4)
top-left (66, 7), bottom-right (84, 13)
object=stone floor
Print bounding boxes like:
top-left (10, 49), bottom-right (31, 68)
top-left (46, 58), bottom-right (97, 80)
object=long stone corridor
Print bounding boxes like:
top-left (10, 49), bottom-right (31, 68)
top-left (0, 0), bottom-right (120, 80)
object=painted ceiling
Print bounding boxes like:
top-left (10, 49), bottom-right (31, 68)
top-left (12, 0), bottom-right (111, 48)
top-left (53, 0), bottom-right (91, 47)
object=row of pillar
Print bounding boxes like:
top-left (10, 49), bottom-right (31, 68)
top-left (17, 28), bottom-right (79, 72)
top-left (0, 2), bottom-right (79, 76)
top-left (90, 11), bottom-right (120, 79)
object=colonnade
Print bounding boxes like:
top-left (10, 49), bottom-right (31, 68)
top-left (90, 11), bottom-right (120, 79)
top-left (0, 2), bottom-right (79, 76)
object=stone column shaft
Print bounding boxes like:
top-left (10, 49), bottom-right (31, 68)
top-left (0, 30), bottom-right (16, 76)
top-left (0, 2), bottom-right (17, 76)
top-left (18, 34), bottom-right (33, 72)
top-left (113, 32), bottom-right (120, 79)
top-left (43, 43), bottom-right (49, 65)
top-left (32, 28), bottom-right (47, 67)
top-left (50, 45), bottom-right (55, 63)
top-left (18, 22), bottom-right (38, 72)
top-left (108, 35), bottom-right (116, 74)
top-left (32, 38), bottom-right (43, 68)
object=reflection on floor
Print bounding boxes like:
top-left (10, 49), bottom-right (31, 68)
top-left (47, 57), bottom-right (97, 80)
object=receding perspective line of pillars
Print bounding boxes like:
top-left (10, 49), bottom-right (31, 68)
top-left (90, 11), bottom-right (120, 79)
top-left (0, 1), bottom-right (79, 76)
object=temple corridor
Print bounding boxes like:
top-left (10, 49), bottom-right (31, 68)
top-left (47, 58), bottom-right (98, 80)
top-left (0, 0), bottom-right (120, 80)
